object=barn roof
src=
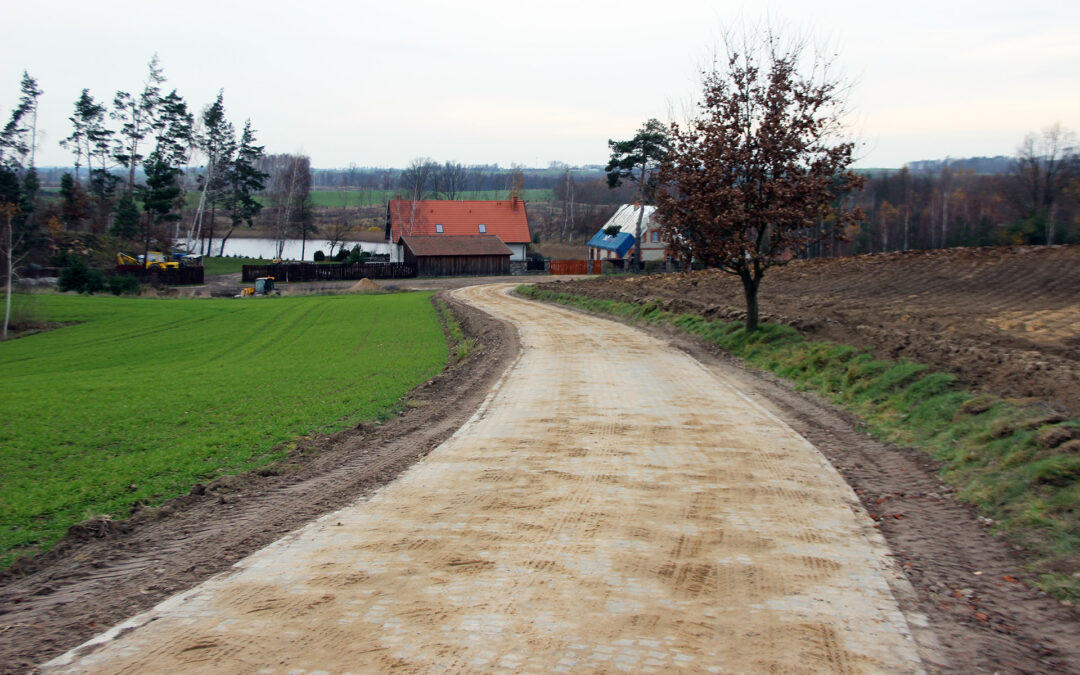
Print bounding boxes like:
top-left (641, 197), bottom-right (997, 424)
top-left (400, 235), bottom-right (513, 257)
top-left (602, 204), bottom-right (658, 235)
top-left (387, 199), bottom-right (531, 243)
top-left (587, 230), bottom-right (636, 256)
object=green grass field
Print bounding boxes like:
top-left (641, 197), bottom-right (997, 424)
top-left (0, 292), bottom-right (447, 566)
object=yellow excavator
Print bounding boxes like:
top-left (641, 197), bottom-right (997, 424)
top-left (116, 252), bottom-right (180, 271)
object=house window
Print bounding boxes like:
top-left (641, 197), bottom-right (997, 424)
top-left (436, 224), bottom-right (444, 233)
top-left (651, 230), bottom-right (660, 243)
top-left (478, 223), bottom-right (486, 233)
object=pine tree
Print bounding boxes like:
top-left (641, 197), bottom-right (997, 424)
top-left (605, 119), bottom-right (670, 270)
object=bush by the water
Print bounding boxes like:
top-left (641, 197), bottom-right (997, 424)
top-left (346, 245), bottom-right (369, 264)
top-left (313, 250), bottom-right (325, 262)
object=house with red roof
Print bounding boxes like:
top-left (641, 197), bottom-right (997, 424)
top-left (385, 198), bottom-right (532, 263)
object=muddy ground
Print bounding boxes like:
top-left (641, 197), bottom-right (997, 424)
top-left (2, 260), bottom-right (1079, 672)
top-left (554, 245), bottom-right (1080, 417)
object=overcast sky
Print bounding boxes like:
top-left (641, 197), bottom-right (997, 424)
top-left (3, 0), bottom-right (1078, 170)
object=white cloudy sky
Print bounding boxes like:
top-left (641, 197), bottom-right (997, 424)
top-left (3, 0), bottom-right (1078, 169)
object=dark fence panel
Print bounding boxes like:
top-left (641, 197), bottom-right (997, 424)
top-left (242, 263), bottom-right (415, 283)
top-left (115, 266), bottom-right (205, 285)
top-left (549, 260), bottom-right (601, 275)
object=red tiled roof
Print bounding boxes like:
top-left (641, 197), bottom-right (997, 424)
top-left (400, 235), bottom-right (512, 257)
top-left (387, 200), bottom-right (531, 243)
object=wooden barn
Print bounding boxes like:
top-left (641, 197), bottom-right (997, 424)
top-left (399, 235), bottom-right (512, 277)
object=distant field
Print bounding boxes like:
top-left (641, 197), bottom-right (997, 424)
top-left (180, 189), bottom-right (554, 209)
top-left (0, 292), bottom-right (447, 566)
top-left (51, 188), bottom-right (554, 210)
top-left (301, 189), bottom-right (554, 207)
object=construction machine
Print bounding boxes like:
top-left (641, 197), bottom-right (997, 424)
top-left (115, 252), bottom-right (180, 271)
top-left (237, 276), bottom-right (279, 297)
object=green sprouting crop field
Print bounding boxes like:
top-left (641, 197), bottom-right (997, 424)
top-left (0, 292), bottom-right (447, 566)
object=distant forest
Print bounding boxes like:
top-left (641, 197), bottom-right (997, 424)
top-left (25, 148), bottom-right (1080, 253)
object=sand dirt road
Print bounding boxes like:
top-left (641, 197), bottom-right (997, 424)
top-left (44, 284), bottom-right (933, 673)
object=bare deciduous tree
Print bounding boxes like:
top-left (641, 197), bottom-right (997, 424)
top-left (656, 26), bottom-right (864, 331)
top-left (440, 161), bottom-right (468, 199)
top-left (1011, 124), bottom-right (1078, 245)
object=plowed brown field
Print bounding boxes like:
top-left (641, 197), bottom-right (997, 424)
top-left (553, 245), bottom-right (1080, 416)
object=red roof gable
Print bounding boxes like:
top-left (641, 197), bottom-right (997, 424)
top-left (386, 200), bottom-right (531, 244)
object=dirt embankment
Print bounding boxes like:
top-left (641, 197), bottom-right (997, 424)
top-left (553, 245), bottom-right (1080, 417)
top-left (0, 293), bottom-right (518, 673)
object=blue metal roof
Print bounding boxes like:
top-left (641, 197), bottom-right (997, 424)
top-left (587, 230), bottom-right (635, 257)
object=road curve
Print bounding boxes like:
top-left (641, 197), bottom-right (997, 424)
top-left (45, 283), bottom-right (931, 673)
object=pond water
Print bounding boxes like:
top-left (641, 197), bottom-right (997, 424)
top-left (182, 237), bottom-right (392, 261)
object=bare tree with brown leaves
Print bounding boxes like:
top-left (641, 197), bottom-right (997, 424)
top-left (656, 28), bottom-right (864, 331)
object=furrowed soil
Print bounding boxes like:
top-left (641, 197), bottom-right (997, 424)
top-left (556, 245), bottom-right (1080, 417)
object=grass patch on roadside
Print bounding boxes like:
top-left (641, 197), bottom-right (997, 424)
top-left (435, 299), bottom-right (477, 362)
top-left (202, 256), bottom-right (274, 276)
top-left (0, 292), bottom-right (447, 567)
top-left (517, 284), bottom-right (1080, 600)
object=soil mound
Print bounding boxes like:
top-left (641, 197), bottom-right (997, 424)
top-left (349, 278), bottom-right (381, 293)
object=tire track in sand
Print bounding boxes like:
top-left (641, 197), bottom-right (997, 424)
top-left (43, 283), bottom-right (934, 674)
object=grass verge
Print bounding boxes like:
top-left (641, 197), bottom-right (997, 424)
top-left (435, 299), bottom-right (477, 362)
top-left (517, 284), bottom-right (1080, 600)
top-left (0, 292), bottom-right (447, 566)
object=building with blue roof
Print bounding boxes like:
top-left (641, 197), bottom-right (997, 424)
top-left (587, 205), bottom-right (667, 262)
top-left (586, 230), bottom-right (636, 259)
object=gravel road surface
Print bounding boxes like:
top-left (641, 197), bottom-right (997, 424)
top-left (44, 284), bottom-right (935, 673)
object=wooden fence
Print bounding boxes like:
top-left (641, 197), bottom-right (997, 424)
top-left (549, 260), bottom-right (602, 275)
top-left (242, 262), bottom-right (415, 283)
top-left (115, 266), bottom-right (205, 285)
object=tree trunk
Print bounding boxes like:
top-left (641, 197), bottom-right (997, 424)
top-left (142, 212), bottom-right (152, 271)
top-left (3, 209), bottom-right (12, 340)
top-left (219, 225), bottom-right (234, 256)
top-left (740, 271), bottom-right (761, 332)
top-left (634, 201), bottom-right (646, 273)
top-left (208, 204), bottom-right (219, 257)
top-left (634, 163), bottom-right (646, 272)
top-left (941, 191), bottom-right (948, 248)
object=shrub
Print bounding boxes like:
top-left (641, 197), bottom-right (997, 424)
top-left (58, 259), bottom-right (107, 294)
top-left (312, 250), bottom-right (325, 262)
top-left (346, 245), bottom-right (369, 264)
top-left (108, 274), bottom-right (142, 296)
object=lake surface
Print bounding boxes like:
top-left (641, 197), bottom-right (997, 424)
top-left (182, 237), bottom-right (392, 261)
